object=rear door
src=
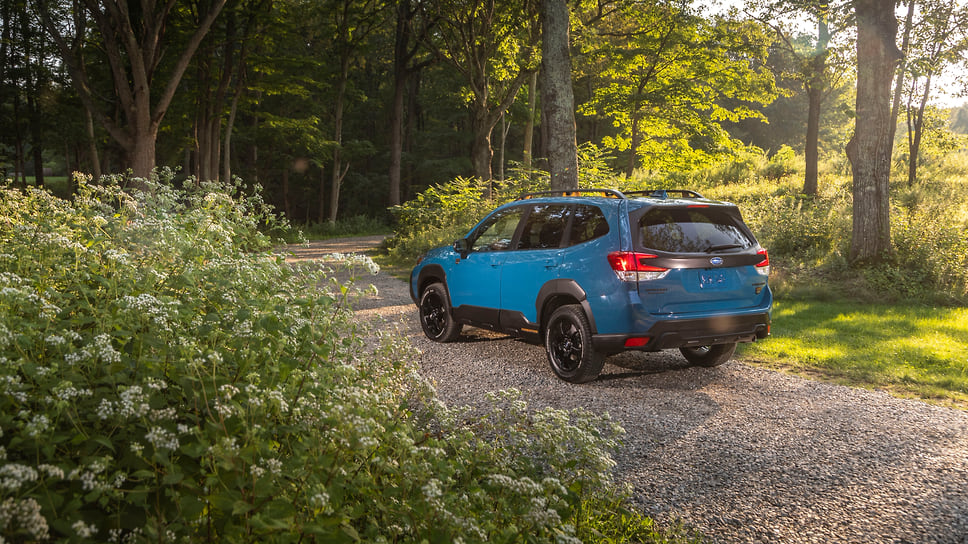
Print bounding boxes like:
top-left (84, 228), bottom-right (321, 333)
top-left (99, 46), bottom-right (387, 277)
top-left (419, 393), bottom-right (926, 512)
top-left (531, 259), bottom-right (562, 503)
top-left (499, 203), bottom-right (569, 329)
top-left (633, 205), bottom-right (768, 315)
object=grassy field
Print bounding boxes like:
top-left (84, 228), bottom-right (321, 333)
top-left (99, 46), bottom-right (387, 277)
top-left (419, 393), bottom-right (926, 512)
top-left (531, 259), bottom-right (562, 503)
top-left (738, 299), bottom-right (968, 409)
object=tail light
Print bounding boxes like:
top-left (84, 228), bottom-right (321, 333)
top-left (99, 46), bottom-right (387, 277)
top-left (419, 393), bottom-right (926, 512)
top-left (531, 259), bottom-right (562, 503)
top-left (755, 248), bottom-right (770, 276)
top-left (607, 252), bottom-right (669, 281)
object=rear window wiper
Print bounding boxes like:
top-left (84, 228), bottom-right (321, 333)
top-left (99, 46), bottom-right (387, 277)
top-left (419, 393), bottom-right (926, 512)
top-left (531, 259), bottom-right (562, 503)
top-left (704, 243), bottom-right (744, 253)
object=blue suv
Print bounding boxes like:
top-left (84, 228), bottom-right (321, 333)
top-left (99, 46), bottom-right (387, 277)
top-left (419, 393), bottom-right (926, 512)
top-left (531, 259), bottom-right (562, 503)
top-left (410, 189), bottom-right (772, 383)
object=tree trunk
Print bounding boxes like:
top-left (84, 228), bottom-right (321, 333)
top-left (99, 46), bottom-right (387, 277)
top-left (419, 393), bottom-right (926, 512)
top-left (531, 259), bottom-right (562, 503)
top-left (86, 109), bottom-right (102, 179)
top-left (223, 84), bottom-right (242, 183)
top-left (845, 0), bottom-right (900, 264)
top-left (470, 111), bottom-right (494, 182)
top-left (128, 128), bottom-right (158, 181)
top-left (282, 167), bottom-right (291, 218)
top-left (388, 59), bottom-right (407, 207)
top-left (803, 84), bottom-right (822, 195)
top-left (329, 55), bottom-right (349, 224)
top-left (540, 0), bottom-right (578, 191)
top-left (627, 108), bottom-right (640, 178)
top-left (907, 72), bottom-right (932, 186)
top-left (803, 5), bottom-right (829, 196)
top-left (388, 0), bottom-right (411, 208)
top-left (523, 70), bottom-right (538, 173)
top-left (890, 0), bottom-right (916, 144)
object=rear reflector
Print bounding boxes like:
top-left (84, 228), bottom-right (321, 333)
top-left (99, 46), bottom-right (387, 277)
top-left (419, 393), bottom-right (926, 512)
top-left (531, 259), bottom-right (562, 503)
top-left (624, 337), bottom-right (650, 347)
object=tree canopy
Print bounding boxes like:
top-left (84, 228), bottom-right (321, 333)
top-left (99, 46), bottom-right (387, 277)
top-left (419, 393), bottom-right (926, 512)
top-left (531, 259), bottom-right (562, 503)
top-left (2, 0), bottom-right (966, 229)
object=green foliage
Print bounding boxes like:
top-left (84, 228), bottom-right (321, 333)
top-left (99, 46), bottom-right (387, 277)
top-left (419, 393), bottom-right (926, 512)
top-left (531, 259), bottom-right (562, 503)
top-left (762, 145), bottom-right (801, 180)
top-left (0, 172), bottom-right (629, 542)
top-left (384, 145), bottom-right (627, 265)
top-left (292, 216), bottom-right (391, 242)
top-left (576, 3), bottom-right (777, 173)
top-left (577, 496), bottom-right (701, 544)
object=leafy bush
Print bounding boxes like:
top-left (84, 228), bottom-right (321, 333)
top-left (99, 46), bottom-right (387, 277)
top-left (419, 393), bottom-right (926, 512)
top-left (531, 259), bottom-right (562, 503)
top-left (761, 145), bottom-right (800, 180)
top-left (0, 171), bottom-right (628, 542)
top-left (872, 207), bottom-right (968, 303)
top-left (385, 145), bottom-right (634, 266)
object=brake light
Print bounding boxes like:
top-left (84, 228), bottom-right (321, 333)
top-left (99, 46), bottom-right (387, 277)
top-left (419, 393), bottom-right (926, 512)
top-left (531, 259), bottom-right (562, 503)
top-left (755, 248), bottom-right (770, 276)
top-left (624, 337), bottom-right (650, 347)
top-left (607, 252), bottom-right (669, 281)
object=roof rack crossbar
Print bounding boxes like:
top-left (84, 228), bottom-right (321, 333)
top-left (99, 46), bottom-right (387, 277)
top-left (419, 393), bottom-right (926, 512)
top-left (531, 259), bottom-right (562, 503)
top-left (517, 188), bottom-right (627, 200)
top-left (624, 189), bottom-right (704, 199)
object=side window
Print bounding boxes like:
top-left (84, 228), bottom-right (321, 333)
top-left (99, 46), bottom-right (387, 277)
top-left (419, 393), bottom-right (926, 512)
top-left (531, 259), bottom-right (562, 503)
top-left (568, 205), bottom-right (609, 246)
top-left (472, 207), bottom-right (524, 251)
top-left (516, 204), bottom-right (569, 250)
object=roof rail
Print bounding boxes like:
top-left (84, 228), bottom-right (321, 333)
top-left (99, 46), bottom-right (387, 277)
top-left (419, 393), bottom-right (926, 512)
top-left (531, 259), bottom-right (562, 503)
top-left (517, 188), bottom-right (627, 200)
top-left (624, 189), bottom-right (704, 199)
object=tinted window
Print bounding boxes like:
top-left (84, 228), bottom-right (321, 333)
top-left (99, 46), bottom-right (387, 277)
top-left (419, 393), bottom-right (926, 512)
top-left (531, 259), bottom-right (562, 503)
top-left (472, 207), bottom-right (524, 251)
top-left (638, 208), bottom-right (752, 253)
top-left (517, 204), bottom-right (569, 249)
top-left (568, 205), bottom-right (609, 246)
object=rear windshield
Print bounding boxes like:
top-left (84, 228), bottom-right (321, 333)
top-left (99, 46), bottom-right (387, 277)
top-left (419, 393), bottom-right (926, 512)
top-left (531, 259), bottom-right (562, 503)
top-left (638, 207), bottom-right (753, 253)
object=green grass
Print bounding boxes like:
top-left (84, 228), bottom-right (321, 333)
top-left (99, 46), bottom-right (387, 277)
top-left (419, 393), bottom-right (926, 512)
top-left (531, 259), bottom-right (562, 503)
top-left (738, 299), bottom-right (968, 408)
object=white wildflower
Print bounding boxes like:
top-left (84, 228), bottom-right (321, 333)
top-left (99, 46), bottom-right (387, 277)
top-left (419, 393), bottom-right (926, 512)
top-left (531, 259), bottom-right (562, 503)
top-left (64, 348), bottom-right (92, 364)
top-left (0, 497), bottom-right (49, 540)
top-left (422, 478), bottom-right (443, 500)
top-left (72, 519), bottom-right (97, 538)
top-left (0, 463), bottom-right (39, 491)
top-left (24, 414), bottom-right (50, 438)
top-left (38, 464), bottom-right (65, 479)
top-left (145, 426), bottom-right (179, 451)
top-left (94, 334), bottom-right (121, 364)
top-left (45, 334), bottom-right (67, 347)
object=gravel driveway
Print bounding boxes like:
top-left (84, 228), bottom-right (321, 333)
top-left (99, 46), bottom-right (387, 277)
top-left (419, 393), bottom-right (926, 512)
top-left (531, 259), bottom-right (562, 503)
top-left (285, 238), bottom-right (968, 544)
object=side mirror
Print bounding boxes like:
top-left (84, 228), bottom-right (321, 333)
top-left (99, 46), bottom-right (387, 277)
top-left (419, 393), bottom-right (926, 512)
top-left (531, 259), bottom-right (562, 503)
top-left (453, 238), bottom-right (470, 258)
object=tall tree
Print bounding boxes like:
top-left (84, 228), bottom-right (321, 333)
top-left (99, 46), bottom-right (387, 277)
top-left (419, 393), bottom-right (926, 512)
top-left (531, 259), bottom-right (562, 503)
top-left (751, 1), bottom-right (849, 195)
top-left (38, 0), bottom-right (228, 178)
top-left (320, 0), bottom-right (385, 223)
top-left (579, 0), bottom-right (776, 175)
top-left (541, 0), bottom-right (578, 190)
top-left (900, 0), bottom-right (968, 185)
top-left (845, 0), bottom-right (900, 264)
top-left (420, 0), bottom-right (541, 182)
top-left (388, 0), bottom-right (435, 206)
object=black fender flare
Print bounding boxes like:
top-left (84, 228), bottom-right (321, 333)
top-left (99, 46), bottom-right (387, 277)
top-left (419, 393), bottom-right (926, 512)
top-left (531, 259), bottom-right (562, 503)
top-left (413, 264), bottom-right (447, 303)
top-left (535, 279), bottom-right (598, 334)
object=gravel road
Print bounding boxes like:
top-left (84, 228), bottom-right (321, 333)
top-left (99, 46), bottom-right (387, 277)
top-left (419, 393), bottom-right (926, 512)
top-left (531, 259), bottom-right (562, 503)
top-left (284, 238), bottom-right (968, 544)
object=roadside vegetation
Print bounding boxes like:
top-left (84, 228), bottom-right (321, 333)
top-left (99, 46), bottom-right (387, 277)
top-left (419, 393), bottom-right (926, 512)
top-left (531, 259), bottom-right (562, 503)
top-left (0, 171), bottom-right (703, 543)
top-left (383, 145), bottom-right (968, 409)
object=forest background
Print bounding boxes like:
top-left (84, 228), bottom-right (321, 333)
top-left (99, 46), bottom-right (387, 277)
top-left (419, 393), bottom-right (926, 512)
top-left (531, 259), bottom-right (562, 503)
top-left (2, 0), bottom-right (968, 303)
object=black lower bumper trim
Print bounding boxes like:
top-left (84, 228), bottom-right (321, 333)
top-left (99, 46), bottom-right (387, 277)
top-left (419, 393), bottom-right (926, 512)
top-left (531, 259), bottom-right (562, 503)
top-left (593, 313), bottom-right (770, 353)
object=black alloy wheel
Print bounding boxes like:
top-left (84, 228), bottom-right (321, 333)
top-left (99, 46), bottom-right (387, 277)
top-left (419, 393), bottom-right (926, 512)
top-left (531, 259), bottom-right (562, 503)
top-left (418, 282), bottom-right (462, 342)
top-left (545, 304), bottom-right (604, 383)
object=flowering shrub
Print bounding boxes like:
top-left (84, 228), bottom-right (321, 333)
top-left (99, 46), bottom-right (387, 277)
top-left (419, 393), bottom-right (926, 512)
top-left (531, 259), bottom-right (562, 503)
top-left (0, 172), bottom-right (625, 542)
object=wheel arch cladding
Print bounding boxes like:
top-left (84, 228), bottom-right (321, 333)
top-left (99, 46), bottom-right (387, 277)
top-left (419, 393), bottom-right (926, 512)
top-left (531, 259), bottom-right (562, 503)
top-left (417, 264), bottom-right (447, 296)
top-left (536, 279), bottom-right (598, 334)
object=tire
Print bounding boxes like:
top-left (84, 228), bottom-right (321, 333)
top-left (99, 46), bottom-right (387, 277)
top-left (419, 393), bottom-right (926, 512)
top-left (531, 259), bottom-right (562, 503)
top-left (419, 282), bottom-right (462, 342)
top-left (544, 304), bottom-right (605, 383)
top-left (679, 343), bottom-right (736, 367)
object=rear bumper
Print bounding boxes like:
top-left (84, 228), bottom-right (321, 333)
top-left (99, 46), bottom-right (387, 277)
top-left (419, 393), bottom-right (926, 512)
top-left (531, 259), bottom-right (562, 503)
top-left (592, 312), bottom-right (771, 354)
